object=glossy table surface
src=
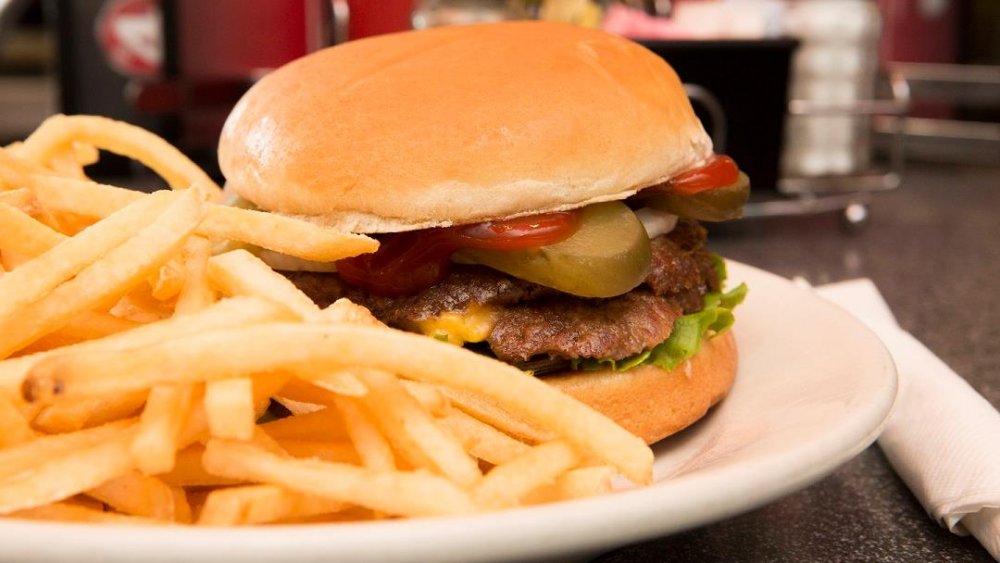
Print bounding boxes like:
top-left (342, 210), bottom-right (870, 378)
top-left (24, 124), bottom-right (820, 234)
top-left (595, 162), bottom-right (999, 562)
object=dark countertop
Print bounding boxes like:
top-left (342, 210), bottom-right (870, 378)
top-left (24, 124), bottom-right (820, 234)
top-left (595, 162), bottom-right (1000, 562)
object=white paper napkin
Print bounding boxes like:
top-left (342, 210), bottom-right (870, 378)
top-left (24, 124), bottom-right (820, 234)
top-left (814, 278), bottom-right (1000, 559)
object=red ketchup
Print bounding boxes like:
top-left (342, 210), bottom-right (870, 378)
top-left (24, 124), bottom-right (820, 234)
top-left (336, 211), bottom-right (581, 296)
top-left (663, 155), bottom-right (740, 195)
top-left (337, 155), bottom-right (738, 296)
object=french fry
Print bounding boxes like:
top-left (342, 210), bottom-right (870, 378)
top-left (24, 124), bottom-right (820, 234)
top-left (0, 395), bottom-right (35, 447)
top-left (250, 426), bottom-right (291, 456)
top-left (107, 298), bottom-right (167, 324)
top-left (523, 465), bottom-right (615, 504)
top-left (55, 310), bottom-right (141, 341)
top-left (172, 487), bottom-right (192, 524)
top-left (202, 439), bottom-right (476, 517)
top-left (273, 439), bottom-right (360, 465)
top-left (0, 424), bottom-right (137, 514)
top-left (334, 397), bottom-right (395, 472)
top-left (440, 386), bottom-right (554, 445)
top-left (8, 501), bottom-right (160, 525)
top-left (0, 202), bottom-right (66, 259)
top-left (174, 236), bottom-right (214, 314)
top-left (0, 189), bottom-right (178, 320)
top-left (207, 249), bottom-right (321, 321)
top-left (355, 370), bottom-right (481, 487)
top-left (84, 392), bottom-right (149, 429)
top-left (49, 211), bottom-right (96, 236)
top-left (46, 146), bottom-right (91, 179)
top-left (0, 420), bottom-right (134, 481)
top-left (23, 324), bottom-right (654, 483)
top-left (277, 377), bottom-right (343, 407)
top-left (17, 311), bottom-right (142, 354)
top-left (197, 484), bottom-right (347, 526)
top-left (131, 384), bottom-right (199, 475)
top-left (321, 298), bottom-right (386, 327)
top-left (0, 187), bottom-right (64, 232)
top-left (471, 440), bottom-right (580, 509)
top-left (0, 297), bottom-right (296, 402)
top-left (204, 377), bottom-right (255, 441)
top-left (0, 188), bottom-right (41, 214)
top-left (0, 251), bottom-right (20, 272)
top-left (436, 408), bottom-right (532, 465)
top-left (20, 115), bottom-right (222, 196)
top-left (175, 400), bottom-right (208, 449)
top-left (32, 390), bottom-right (146, 434)
top-left (273, 506), bottom-right (380, 524)
top-left (0, 146), bottom-right (45, 190)
top-left (400, 380), bottom-right (450, 416)
top-left (150, 258), bottom-right (185, 302)
top-left (63, 494), bottom-right (105, 511)
top-left (302, 370), bottom-right (368, 398)
top-left (27, 174), bottom-right (141, 218)
top-left (72, 141), bottom-right (100, 166)
top-left (86, 471), bottom-right (178, 521)
top-left (271, 397), bottom-right (325, 416)
top-left (199, 205), bottom-right (378, 262)
top-left (157, 445), bottom-right (242, 488)
top-left (0, 189), bottom-right (204, 358)
top-left (260, 407), bottom-right (349, 442)
top-left (110, 282), bottom-right (176, 323)
top-left (25, 174), bottom-right (378, 262)
top-left (251, 372), bottom-right (292, 418)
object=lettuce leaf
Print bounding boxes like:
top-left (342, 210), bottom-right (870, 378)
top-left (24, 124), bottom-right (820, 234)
top-left (644, 282), bottom-right (746, 371)
top-left (570, 256), bottom-right (746, 372)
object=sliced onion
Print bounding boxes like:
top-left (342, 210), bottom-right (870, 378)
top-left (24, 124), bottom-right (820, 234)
top-left (257, 249), bottom-right (338, 272)
top-left (634, 207), bottom-right (678, 239)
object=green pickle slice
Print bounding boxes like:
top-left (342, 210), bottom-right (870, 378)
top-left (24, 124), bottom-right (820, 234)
top-left (455, 201), bottom-right (651, 298)
top-left (646, 172), bottom-right (750, 222)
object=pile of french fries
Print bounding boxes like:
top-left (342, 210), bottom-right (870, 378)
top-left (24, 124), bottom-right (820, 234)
top-left (0, 115), bottom-right (653, 526)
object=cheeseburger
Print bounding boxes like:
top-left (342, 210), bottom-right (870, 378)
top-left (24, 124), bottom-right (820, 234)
top-left (219, 22), bottom-right (749, 444)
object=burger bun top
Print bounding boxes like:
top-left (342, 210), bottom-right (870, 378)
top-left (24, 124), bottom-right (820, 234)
top-left (219, 21), bottom-right (713, 233)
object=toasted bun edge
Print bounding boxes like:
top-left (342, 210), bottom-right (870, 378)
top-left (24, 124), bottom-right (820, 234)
top-left (543, 330), bottom-right (738, 445)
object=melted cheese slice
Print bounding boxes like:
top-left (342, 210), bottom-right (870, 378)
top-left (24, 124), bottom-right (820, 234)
top-left (415, 305), bottom-right (498, 346)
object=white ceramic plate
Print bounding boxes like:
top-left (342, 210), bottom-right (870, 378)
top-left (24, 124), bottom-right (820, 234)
top-left (0, 262), bottom-right (898, 563)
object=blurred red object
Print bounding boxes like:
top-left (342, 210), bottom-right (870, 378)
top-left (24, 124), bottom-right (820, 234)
top-left (95, 0), bottom-right (162, 79)
top-left (878, 0), bottom-right (958, 64)
top-left (177, 0), bottom-right (327, 79)
top-left (348, 0), bottom-right (414, 40)
top-left (878, 0), bottom-right (959, 119)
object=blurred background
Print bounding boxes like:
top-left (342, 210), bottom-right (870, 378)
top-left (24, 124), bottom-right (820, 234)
top-left (0, 0), bottom-right (997, 221)
top-left (2, 4), bottom-right (996, 560)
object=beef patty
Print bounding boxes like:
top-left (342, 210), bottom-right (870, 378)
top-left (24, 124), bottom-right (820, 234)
top-left (285, 220), bottom-right (719, 364)
top-left (489, 291), bottom-right (682, 363)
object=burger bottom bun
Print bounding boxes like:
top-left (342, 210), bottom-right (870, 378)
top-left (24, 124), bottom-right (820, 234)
top-left (544, 331), bottom-right (738, 445)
